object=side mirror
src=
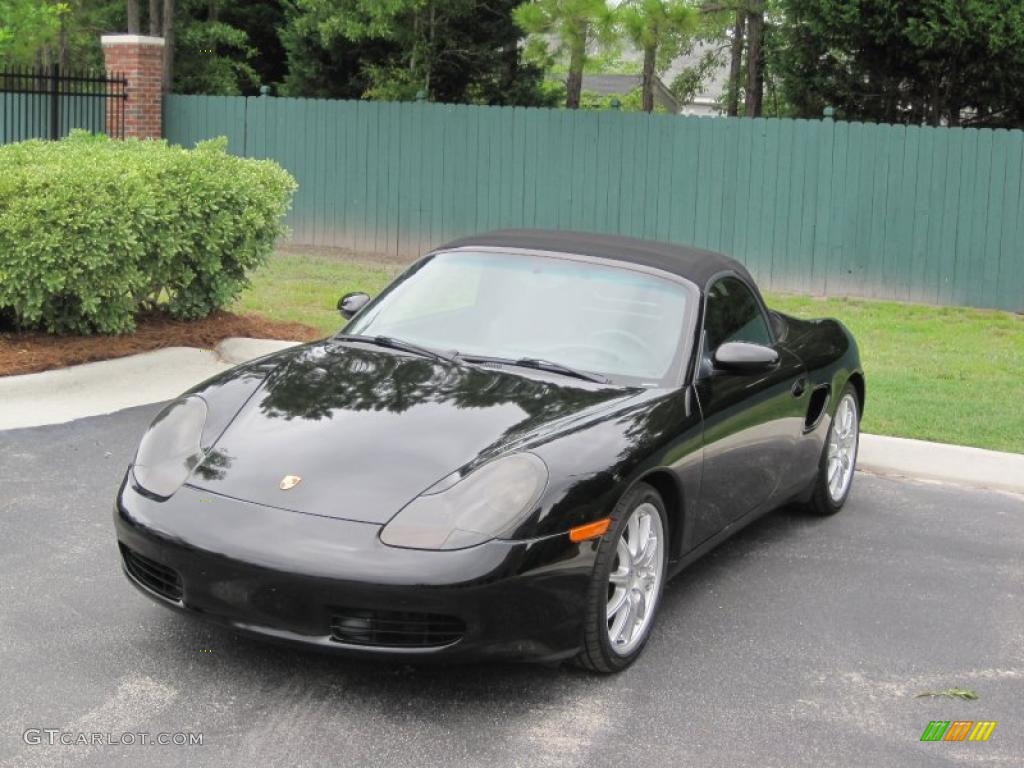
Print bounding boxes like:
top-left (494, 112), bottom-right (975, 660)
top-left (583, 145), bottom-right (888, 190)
top-left (712, 341), bottom-right (779, 373)
top-left (337, 292), bottom-right (370, 319)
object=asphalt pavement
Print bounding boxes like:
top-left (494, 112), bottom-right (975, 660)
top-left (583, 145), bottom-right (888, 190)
top-left (0, 405), bottom-right (1021, 768)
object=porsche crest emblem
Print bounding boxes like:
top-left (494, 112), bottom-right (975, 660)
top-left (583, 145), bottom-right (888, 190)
top-left (279, 475), bottom-right (302, 490)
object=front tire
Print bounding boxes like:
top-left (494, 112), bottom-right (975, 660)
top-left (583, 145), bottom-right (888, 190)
top-left (575, 482), bottom-right (668, 673)
top-left (806, 383), bottom-right (860, 516)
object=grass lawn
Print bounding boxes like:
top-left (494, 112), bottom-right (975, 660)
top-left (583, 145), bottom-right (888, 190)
top-left (234, 253), bottom-right (402, 335)
top-left (236, 252), bottom-right (1024, 454)
top-left (766, 294), bottom-right (1023, 454)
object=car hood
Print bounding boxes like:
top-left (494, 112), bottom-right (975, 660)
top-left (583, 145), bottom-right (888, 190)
top-left (187, 341), bottom-right (642, 523)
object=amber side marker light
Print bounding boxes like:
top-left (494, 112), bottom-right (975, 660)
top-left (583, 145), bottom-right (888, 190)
top-left (569, 518), bottom-right (611, 542)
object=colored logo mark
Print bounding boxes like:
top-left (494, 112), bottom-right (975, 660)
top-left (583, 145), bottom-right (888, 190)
top-left (920, 721), bottom-right (997, 742)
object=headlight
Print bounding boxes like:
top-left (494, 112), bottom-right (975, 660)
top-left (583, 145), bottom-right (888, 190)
top-left (132, 397), bottom-right (208, 498)
top-left (380, 453), bottom-right (548, 550)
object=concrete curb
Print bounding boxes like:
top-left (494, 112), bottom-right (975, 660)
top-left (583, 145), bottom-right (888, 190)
top-left (214, 337), bottom-right (299, 366)
top-left (857, 433), bottom-right (1024, 495)
top-left (1, 340), bottom-right (1021, 495)
top-left (0, 338), bottom-right (301, 431)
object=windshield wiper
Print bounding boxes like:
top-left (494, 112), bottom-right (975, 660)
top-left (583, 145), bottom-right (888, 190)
top-left (457, 354), bottom-right (609, 384)
top-left (337, 334), bottom-right (458, 364)
top-left (336, 338), bottom-right (607, 383)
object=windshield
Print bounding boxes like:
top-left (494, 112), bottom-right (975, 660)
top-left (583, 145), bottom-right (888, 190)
top-left (343, 250), bottom-right (695, 386)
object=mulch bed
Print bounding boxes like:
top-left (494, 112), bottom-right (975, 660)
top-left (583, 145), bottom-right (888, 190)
top-left (0, 311), bottom-right (322, 378)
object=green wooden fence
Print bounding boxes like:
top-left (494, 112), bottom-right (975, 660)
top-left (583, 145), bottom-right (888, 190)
top-left (164, 93), bottom-right (1024, 311)
top-left (0, 92), bottom-right (108, 144)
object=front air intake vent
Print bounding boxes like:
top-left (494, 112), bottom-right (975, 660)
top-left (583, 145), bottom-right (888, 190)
top-left (330, 608), bottom-right (465, 648)
top-left (120, 544), bottom-right (183, 602)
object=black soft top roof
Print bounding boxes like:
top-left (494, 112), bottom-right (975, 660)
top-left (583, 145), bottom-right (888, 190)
top-left (435, 229), bottom-right (754, 289)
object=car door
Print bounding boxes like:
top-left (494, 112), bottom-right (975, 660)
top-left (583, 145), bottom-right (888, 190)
top-left (691, 274), bottom-right (808, 543)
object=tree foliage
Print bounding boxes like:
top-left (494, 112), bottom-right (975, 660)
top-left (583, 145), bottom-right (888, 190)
top-left (513, 0), bottom-right (616, 109)
top-left (12, 0), bottom-right (1024, 127)
top-left (777, 0), bottom-right (1024, 126)
top-left (282, 0), bottom-right (550, 105)
top-left (172, 0), bottom-right (259, 95)
top-left (0, 1), bottom-right (68, 66)
top-left (581, 86), bottom-right (669, 112)
top-left (0, 0), bottom-right (278, 94)
top-left (617, 0), bottom-right (697, 112)
top-left (686, 0), bottom-right (779, 118)
top-left (58, 1), bottom-right (125, 69)
top-left (279, 3), bottom-right (391, 100)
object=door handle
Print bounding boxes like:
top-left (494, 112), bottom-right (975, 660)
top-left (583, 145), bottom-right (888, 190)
top-left (791, 377), bottom-right (808, 397)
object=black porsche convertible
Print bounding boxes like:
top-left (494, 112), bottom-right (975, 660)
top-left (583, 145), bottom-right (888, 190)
top-left (115, 230), bottom-right (864, 672)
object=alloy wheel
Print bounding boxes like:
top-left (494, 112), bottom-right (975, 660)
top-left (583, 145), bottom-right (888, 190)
top-left (827, 393), bottom-right (859, 502)
top-left (606, 502), bottom-right (665, 656)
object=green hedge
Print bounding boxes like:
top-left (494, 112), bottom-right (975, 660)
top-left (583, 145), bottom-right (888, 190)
top-left (0, 132), bottom-right (296, 334)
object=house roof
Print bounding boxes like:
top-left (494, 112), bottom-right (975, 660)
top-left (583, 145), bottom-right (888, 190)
top-left (582, 74), bottom-right (679, 113)
top-left (547, 73), bottom-right (681, 113)
top-left (580, 74), bottom-right (644, 95)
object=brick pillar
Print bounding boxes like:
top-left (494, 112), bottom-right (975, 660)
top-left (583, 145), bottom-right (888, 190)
top-left (101, 34), bottom-right (165, 139)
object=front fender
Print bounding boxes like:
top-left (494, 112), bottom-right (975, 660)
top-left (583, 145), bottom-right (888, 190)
top-left (512, 387), bottom-right (704, 560)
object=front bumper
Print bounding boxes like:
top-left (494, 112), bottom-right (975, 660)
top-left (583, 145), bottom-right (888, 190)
top-left (114, 476), bottom-right (596, 662)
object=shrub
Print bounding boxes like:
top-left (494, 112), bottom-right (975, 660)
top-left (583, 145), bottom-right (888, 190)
top-left (0, 132), bottom-right (296, 334)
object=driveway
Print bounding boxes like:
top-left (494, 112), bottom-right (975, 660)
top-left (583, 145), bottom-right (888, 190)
top-left (1, 405), bottom-right (1021, 768)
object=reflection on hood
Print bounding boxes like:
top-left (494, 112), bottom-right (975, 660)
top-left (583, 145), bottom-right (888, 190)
top-left (186, 341), bottom-right (642, 524)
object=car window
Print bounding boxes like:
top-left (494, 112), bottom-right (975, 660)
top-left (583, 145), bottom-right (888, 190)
top-left (371, 257), bottom-right (484, 324)
top-left (703, 276), bottom-right (772, 351)
top-left (344, 250), bottom-right (695, 386)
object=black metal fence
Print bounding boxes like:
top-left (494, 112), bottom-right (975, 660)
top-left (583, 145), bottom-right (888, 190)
top-left (0, 65), bottom-right (127, 144)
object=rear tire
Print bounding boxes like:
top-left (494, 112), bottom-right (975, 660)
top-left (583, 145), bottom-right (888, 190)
top-left (806, 383), bottom-right (860, 516)
top-left (574, 482), bottom-right (668, 673)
